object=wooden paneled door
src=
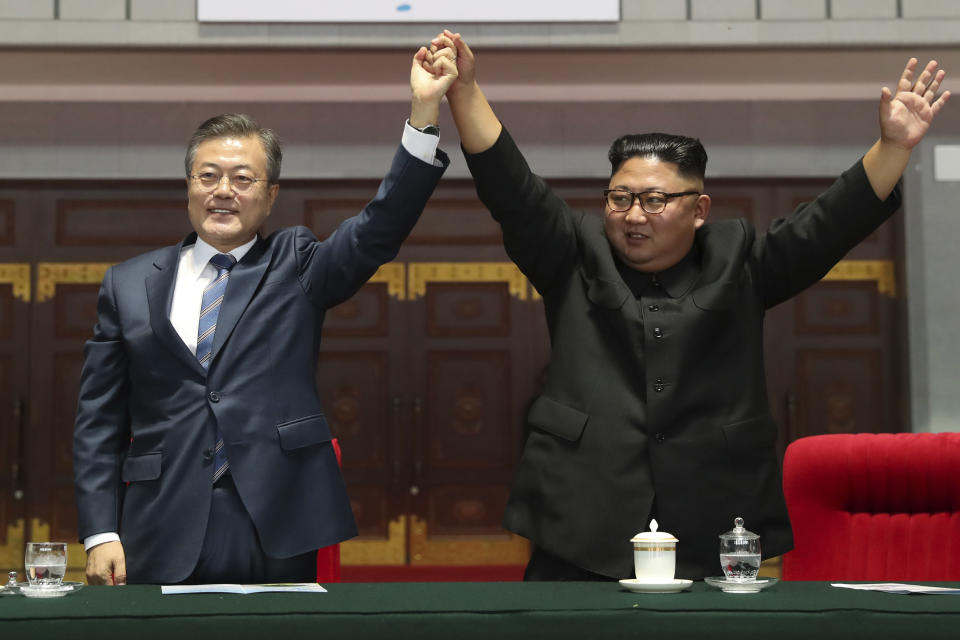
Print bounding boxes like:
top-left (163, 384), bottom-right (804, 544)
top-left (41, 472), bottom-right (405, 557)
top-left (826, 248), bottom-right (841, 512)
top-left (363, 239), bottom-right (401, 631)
top-left (0, 175), bottom-right (907, 581)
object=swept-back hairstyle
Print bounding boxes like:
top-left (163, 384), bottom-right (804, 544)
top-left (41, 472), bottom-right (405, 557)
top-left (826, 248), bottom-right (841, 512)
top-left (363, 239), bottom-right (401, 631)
top-left (184, 113), bottom-right (282, 184)
top-left (607, 132), bottom-right (707, 181)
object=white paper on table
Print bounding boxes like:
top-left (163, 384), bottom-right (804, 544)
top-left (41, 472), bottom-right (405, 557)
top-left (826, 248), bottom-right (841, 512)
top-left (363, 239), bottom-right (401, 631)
top-left (161, 583), bottom-right (327, 595)
top-left (831, 583), bottom-right (960, 595)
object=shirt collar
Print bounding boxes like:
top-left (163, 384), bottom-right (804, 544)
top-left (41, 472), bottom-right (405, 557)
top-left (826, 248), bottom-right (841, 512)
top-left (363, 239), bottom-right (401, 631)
top-left (190, 236), bottom-right (257, 278)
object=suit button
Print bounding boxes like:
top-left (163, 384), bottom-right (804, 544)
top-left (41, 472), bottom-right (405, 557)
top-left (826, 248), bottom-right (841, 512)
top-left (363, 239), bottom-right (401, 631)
top-left (653, 328), bottom-right (663, 339)
top-left (655, 432), bottom-right (666, 443)
top-left (648, 304), bottom-right (660, 312)
top-left (654, 384), bottom-right (664, 393)
top-left (208, 391), bottom-right (220, 402)
top-left (203, 448), bottom-right (214, 461)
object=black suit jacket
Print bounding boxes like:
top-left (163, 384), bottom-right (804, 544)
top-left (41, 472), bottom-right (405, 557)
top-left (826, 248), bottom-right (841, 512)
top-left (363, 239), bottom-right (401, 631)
top-left (73, 145), bottom-right (448, 584)
top-left (464, 129), bottom-right (899, 579)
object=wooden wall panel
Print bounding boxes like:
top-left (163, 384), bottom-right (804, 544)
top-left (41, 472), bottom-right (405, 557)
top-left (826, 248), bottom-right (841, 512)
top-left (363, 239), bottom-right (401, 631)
top-left (0, 200), bottom-right (14, 246)
top-left (795, 348), bottom-right (884, 437)
top-left (427, 485), bottom-right (511, 536)
top-left (424, 350), bottom-right (511, 471)
top-left (795, 281), bottom-right (880, 335)
top-left (323, 284), bottom-right (390, 337)
top-left (425, 282), bottom-right (510, 337)
top-left (55, 199), bottom-right (186, 246)
top-left (316, 351), bottom-right (390, 470)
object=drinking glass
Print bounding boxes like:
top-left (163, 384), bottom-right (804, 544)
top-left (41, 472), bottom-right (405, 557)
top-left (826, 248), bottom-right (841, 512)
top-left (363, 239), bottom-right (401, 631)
top-left (719, 518), bottom-right (761, 582)
top-left (24, 542), bottom-right (67, 588)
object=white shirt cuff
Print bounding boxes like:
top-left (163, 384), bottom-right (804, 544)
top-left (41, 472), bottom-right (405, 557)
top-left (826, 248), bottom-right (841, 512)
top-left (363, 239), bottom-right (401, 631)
top-left (84, 532), bottom-right (120, 551)
top-left (402, 120), bottom-right (442, 167)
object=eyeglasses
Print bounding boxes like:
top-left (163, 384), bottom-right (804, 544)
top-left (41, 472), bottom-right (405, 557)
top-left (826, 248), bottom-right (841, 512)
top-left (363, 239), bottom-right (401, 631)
top-left (603, 189), bottom-right (700, 215)
top-left (190, 172), bottom-right (270, 193)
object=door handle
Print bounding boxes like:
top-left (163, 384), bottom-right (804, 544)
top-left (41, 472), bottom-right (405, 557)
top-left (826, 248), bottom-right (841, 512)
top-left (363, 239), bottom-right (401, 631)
top-left (410, 395), bottom-right (424, 495)
top-left (11, 398), bottom-right (24, 500)
top-left (391, 396), bottom-right (402, 486)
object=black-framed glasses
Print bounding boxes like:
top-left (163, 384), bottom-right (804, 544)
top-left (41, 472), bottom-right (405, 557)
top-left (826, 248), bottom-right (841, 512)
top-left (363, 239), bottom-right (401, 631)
top-left (603, 189), bottom-right (700, 214)
top-left (190, 172), bottom-right (270, 193)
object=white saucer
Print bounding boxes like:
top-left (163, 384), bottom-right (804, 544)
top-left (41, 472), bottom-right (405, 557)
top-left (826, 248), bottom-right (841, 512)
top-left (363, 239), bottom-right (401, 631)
top-left (704, 576), bottom-right (778, 593)
top-left (619, 578), bottom-right (693, 594)
top-left (15, 582), bottom-right (84, 598)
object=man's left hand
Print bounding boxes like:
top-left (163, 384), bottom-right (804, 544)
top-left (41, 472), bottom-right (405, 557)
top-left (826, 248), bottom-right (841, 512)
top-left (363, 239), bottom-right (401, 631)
top-left (880, 58), bottom-right (950, 151)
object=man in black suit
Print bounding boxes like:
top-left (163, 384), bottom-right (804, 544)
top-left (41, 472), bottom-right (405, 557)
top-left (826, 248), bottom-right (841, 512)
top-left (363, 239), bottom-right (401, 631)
top-left (428, 31), bottom-right (949, 580)
top-left (73, 46), bottom-right (458, 585)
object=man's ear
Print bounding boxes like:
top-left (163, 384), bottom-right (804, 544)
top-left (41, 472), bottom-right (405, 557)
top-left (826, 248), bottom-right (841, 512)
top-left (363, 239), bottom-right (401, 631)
top-left (266, 183), bottom-right (280, 213)
top-left (693, 194), bottom-right (711, 228)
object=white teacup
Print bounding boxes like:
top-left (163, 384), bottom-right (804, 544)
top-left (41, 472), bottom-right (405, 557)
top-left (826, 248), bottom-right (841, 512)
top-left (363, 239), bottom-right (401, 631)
top-left (630, 519), bottom-right (678, 582)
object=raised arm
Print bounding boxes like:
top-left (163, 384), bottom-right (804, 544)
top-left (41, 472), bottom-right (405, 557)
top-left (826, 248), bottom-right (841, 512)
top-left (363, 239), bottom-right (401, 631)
top-left (430, 30), bottom-right (502, 153)
top-left (863, 58), bottom-right (950, 199)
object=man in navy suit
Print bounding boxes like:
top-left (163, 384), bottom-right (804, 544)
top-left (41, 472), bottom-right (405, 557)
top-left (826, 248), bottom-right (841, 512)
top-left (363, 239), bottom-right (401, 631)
top-left (73, 46), bottom-right (458, 585)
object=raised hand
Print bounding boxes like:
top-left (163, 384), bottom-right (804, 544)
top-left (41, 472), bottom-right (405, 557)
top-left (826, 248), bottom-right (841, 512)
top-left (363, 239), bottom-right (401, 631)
top-left (430, 30), bottom-right (476, 96)
top-left (880, 58), bottom-right (950, 150)
top-left (409, 45), bottom-right (458, 128)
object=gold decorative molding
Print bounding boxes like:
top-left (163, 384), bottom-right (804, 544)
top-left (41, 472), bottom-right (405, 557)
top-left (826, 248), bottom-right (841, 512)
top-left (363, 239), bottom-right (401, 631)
top-left (368, 263), bottom-right (405, 300)
top-left (823, 260), bottom-right (895, 298)
top-left (340, 515), bottom-right (407, 566)
top-left (0, 263), bottom-right (30, 302)
top-left (0, 518), bottom-right (25, 569)
top-left (409, 262), bottom-right (529, 300)
top-left (408, 515), bottom-right (530, 565)
top-left (36, 262), bottom-right (113, 303)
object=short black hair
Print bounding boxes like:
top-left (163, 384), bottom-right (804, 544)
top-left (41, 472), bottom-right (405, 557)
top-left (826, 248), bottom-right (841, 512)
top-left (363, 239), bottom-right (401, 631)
top-left (185, 113), bottom-right (282, 184)
top-left (607, 133), bottom-right (707, 181)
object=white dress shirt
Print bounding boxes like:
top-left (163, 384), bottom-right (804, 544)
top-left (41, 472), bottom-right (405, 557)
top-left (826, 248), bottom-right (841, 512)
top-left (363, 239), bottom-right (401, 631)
top-left (84, 121), bottom-right (442, 551)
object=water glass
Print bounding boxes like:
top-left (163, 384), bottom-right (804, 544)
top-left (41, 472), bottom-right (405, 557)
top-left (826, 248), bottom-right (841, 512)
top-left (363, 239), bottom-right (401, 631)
top-left (718, 517), bottom-right (761, 582)
top-left (24, 542), bottom-right (67, 588)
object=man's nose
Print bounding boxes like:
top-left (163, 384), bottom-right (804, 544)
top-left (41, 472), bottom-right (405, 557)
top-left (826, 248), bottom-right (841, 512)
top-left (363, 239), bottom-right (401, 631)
top-left (624, 201), bottom-right (648, 223)
top-left (212, 175), bottom-right (234, 197)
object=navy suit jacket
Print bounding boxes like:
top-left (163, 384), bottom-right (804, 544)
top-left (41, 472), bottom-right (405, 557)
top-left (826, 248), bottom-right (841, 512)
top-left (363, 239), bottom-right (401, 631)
top-left (73, 144), bottom-right (448, 584)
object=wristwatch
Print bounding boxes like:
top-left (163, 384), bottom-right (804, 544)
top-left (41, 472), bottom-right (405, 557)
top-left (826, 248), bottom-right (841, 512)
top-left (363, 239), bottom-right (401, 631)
top-left (410, 122), bottom-right (440, 137)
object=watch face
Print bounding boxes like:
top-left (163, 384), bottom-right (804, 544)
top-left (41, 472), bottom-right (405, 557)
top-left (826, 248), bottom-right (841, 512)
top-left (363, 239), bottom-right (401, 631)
top-left (420, 125), bottom-right (440, 136)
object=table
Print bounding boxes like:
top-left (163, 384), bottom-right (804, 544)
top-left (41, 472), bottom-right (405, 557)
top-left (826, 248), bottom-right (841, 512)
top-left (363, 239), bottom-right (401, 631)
top-left (2, 581), bottom-right (959, 639)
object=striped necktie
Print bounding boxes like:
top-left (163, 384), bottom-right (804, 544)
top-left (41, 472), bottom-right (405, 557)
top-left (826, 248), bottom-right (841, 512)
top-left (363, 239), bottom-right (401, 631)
top-left (198, 252), bottom-right (236, 483)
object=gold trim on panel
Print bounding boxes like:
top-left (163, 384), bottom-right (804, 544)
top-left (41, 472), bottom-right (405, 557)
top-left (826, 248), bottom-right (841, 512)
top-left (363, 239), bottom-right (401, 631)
top-left (340, 515), bottom-right (407, 566)
top-left (0, 263), bottom-right (30, 302)
top-left (408, 262), bottom-right (529, 300)
top-left (368, 263), bottom-right (405, 301)
top-left (408, 515), bottom-right (530, 566)
top-left (36, 262), bottom-right (113, 303)
top-left (0, 518), bottom-right (25, 569)
top-left (823, 260), bottom-right (895, 298)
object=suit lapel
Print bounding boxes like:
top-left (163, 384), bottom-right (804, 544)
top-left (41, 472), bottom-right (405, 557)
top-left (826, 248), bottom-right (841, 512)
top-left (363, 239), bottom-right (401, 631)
top-left (146, 236), bottom-right (208, 377)
top-left (210, 236), bottom-right (270, 363)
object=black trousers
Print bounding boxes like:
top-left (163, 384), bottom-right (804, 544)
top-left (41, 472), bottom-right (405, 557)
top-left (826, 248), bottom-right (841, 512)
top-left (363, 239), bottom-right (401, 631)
top-left (182, 474), bottom-right (316, 584)
top-left (523, 546), bottom-right (615, 582)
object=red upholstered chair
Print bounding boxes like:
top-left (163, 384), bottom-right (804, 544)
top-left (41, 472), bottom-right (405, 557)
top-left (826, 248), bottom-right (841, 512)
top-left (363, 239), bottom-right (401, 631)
top-left (315, 438), bottom-right (342, 583)
top-left (782, 432), bottom-right (960, 581)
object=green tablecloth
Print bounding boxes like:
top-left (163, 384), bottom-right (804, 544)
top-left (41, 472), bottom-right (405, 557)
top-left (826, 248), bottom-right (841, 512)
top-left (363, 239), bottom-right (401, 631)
top-left (2, 581), bottom-right (959, 639)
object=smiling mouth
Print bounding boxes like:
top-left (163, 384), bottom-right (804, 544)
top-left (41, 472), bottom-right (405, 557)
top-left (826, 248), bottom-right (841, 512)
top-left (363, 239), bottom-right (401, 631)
top-left (208, 208), bottom-right (237, 215)
top-left (627, 232), bottom-right (648, 240)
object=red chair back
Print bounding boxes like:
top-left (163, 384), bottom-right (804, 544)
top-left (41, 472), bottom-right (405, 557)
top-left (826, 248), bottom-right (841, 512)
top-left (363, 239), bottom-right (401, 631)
top-left (782, 433), bottom-right (960, 581)
top-left (316, 438), bottom-right (342, 583)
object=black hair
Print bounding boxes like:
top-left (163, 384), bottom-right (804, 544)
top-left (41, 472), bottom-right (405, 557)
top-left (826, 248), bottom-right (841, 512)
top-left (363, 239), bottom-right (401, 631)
top-left (607, 133), bottom-right (707, 181)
